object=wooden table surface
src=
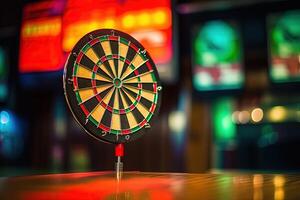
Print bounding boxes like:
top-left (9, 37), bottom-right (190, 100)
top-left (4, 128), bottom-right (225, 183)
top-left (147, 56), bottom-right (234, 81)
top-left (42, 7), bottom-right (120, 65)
top-left (0, 171), bottom-right (299, 199)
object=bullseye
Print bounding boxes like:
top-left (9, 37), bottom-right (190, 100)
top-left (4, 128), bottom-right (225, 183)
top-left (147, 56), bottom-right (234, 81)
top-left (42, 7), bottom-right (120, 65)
top-left (113, 78), bottom-right (122, 88)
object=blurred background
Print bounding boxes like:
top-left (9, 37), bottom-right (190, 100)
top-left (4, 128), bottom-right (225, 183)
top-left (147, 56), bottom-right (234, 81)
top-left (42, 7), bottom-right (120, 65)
top-left (1, 0), bottom-right (300, 176)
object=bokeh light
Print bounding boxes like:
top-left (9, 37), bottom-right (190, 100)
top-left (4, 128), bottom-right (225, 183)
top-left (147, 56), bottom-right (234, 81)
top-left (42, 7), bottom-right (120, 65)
top-left (0, 111), bottom-right (10, 124)
top-left (168, 111), bottom-right (186, 134)
top-left (253, 174), bottom-right (264, 188)
top-left (238, 110), bottom-right (250, 124)
top-left (274, 175), bottom-right (285, 188)
top-left (251, 108), bottom-right (264, 123)
top-left (269, 106), bottom-right (287, 122)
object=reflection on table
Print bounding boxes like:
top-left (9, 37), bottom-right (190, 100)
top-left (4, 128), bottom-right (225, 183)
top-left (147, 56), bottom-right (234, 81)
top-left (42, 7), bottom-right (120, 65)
top-left (0, 171), bottom-right (299, 199)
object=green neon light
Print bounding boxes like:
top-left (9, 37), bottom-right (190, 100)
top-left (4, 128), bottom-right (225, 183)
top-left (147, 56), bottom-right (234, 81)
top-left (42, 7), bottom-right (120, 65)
top-left (194, 20), bottom-right (241, 66)
top-left (192, 20), bottom-right (243, 91)
top-left (212, 98), bottom-right (236, 141)
top-left (269, 10), bottom-right (300, 82)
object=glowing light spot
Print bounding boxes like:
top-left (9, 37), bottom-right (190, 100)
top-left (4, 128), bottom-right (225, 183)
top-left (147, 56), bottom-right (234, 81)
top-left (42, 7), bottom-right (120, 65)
top-left (251, 108), bottom-right (264, 122)
top-left (22, 18), bottom-right (61, 37)
top-left (231, 111), bottom-right (240, 123)
top-left (275, 188), bottom-right (284, 200)
top-left (269, 106), bottom-right (287, 122)
top-left (88, 21), bottom-right (99, 32)
top-left (0, 111), bottom-right (10, 124)
top-left (168, 111), bottom-right (186, 134)
top-left (103, 18), bottom-right (115, 28)
top-left (221, 115), bottom-right (232, 130)
top-left (253, 174), bottom-right (264, 188)
top-left (202, 52), bottom-right (216, 66)
top-left (193, 71), bottom-right (213, 88)
top-left (137, 12), bottom-right (150, 27)
top-left (153, 9), bottom-right (167, 25)
top-left (274, 175), bottom-right (285, 200)
top-left (238, 110), bottom-right (250, 124)
top-left (213, 98), bottom-right (236, 140)
top-left (274, 175), bottom-right (285, 188)
top-left (122, 14), bottom-right (135, 29)
top-left (271, 64), bottom-right (289, 80)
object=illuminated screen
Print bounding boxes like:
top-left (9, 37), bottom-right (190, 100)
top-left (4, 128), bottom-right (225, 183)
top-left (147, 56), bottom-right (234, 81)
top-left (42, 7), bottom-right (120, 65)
top-left (268, 10), bottom-right (300, 83)
top-left (0, 47), bottom-right (8, 100)
top-left (63, 0), bottom-right (173, 82)
top-left (192, 20), bottom-right (244, 91)
top-left (19, 0), bottom-right (174, 82)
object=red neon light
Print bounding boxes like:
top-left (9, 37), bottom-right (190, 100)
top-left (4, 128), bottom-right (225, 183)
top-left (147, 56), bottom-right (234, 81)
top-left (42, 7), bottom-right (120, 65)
top-left (19, 1), bottom-right (65, 73)
top-left (19, 0), bottom-right (172, 74)
top-left (19, 17), bottom-right (63, 73)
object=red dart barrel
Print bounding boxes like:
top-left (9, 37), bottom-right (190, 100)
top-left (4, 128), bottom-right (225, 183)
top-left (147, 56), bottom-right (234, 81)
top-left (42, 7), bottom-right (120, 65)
top-left (115, 143), bottom-right (124, 157)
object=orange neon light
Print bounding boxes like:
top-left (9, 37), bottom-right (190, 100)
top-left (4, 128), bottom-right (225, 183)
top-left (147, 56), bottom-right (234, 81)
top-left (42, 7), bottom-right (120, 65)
top-left (22, 18), bottom-right (61, 38)
top-left (20, 0), bottom-right (172, 74)
top-left (62, 7), bottom-right (171, 52)
top-left (62, 0), bottom-right (172, 65)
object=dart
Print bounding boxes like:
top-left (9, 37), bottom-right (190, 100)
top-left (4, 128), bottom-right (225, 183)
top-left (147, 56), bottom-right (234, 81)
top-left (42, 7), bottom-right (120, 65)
top-left (63, 29), bottom-right (162, 179)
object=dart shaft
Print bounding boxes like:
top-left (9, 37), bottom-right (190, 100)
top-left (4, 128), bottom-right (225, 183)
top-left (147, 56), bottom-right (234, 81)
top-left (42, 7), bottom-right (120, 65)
top-left (115, 156), bottom-right (123, 180)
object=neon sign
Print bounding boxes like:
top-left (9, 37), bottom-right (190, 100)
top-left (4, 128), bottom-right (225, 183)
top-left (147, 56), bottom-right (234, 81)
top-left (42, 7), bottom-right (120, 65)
top-left (63, 0), bottom-right (172, 80)
top-left (19, 0), bottom-right (173, 81)
top-left (19, 0), bottom-right (65, 73)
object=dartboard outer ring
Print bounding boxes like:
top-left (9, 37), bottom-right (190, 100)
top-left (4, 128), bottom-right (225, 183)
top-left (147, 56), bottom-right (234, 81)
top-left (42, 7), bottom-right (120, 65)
top-left (63, 29), bottom-right (162, 144)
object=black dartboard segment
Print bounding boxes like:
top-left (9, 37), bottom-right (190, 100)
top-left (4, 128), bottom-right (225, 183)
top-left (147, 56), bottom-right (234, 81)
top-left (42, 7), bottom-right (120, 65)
top-left (64, 29), bottom-right (162, 144)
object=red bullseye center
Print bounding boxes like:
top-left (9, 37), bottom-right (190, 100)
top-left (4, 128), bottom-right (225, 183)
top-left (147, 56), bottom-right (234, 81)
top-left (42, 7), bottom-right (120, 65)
top-left (113, 78), bottom-right (122, 88)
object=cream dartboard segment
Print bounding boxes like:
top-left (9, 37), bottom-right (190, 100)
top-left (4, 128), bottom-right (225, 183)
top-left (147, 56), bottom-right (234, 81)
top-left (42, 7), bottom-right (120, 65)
top-left (64, 29), bottom-right (162, 144)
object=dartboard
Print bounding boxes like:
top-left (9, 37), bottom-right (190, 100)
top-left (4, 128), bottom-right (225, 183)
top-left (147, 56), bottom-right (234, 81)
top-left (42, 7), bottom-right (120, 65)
top-left (64, 29), bottom-right (162, 144)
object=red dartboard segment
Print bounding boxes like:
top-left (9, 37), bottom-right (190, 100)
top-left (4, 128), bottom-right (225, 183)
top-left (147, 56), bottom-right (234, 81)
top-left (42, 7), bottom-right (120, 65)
top-left (73, 77), bottom-right (78, 89)
top-left (146, 61), bottom-right (153, 70)
top-left (95, 95), bottom-right (102, 102)
top-left (153, 83), bottom-right (157, 92)
top-left (75, 52), bottom-right (83, 63)
top-left (80, 104), bottom-right (89, 116)
top-left (129, 42), bottom-right (139, 52)
top-left (89, 39), bottom-right (98, 46)
top-left (106, 106), bottom-right (113, 112)
top-left (64, 29), bottom-right (162, 144)
top-left (99, 123), bottom-right (110, 132)
top-left (150, 104), bottom-right (156, 113)
top-left (108, 35), bottom-right (118, 41)
top-left (100, 56), bottom-right (107, 63)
